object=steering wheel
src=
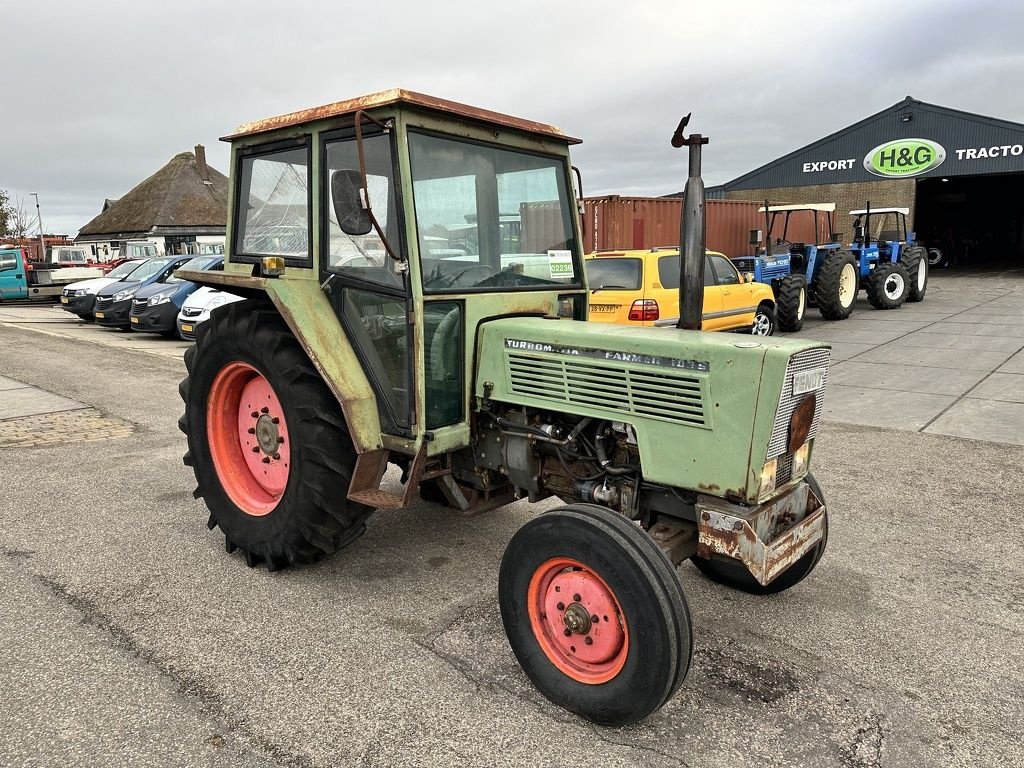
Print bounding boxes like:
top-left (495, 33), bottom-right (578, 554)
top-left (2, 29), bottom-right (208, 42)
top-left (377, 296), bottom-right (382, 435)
top-left (448, 264), bottom-right (497, 286)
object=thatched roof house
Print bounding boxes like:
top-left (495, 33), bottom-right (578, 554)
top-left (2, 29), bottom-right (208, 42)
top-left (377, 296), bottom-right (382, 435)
top-left (77, 145), bottom-right (228, 255)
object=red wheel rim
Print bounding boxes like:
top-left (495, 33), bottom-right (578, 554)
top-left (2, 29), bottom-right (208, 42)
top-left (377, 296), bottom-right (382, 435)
top-left (527, 557), bottom-right (629, 684)
top-left (206, 362), bottom-right (291, 516)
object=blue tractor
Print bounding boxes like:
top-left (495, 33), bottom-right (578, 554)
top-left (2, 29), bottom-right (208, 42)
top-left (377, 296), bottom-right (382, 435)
top-left (731, 203), bottom-right (847, 331)
top-left (846, 205), bottom-right (929, 310)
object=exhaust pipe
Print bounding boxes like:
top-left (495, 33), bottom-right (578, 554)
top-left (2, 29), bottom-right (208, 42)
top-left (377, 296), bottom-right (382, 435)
top-left (671, 114), bottom-right (709, 330)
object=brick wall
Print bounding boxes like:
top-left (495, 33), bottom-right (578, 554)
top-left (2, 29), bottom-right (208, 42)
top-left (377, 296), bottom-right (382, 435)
top-left (726, 179), bottom-right (916, 240)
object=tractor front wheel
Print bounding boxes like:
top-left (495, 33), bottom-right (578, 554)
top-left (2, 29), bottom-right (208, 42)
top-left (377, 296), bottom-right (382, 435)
top-left (499, 504), bottom-right (692, 725)
top-left (775, 274), bottom-right (807, 332)
top-left (691, 474), bottom-right (829, 595)
top-left (179, 301), bottom-right (373, 570)
top-left (814, 250), bottom-right (858, 321)
top-left (901, 246), bottom-right (929, 302)
top-left (866, 261), bottom-right (910, 309)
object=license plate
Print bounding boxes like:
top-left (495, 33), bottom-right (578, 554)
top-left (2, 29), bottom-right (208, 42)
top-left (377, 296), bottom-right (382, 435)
top-left (793, 367), bottom-right (827, 395)
top-left (94, 312), bottom-right (105, 318)
top-left (130, 316), bottom-right (139, 324)
top-left (60, 296), bottom-right (68, 303)
top-left (181, 324), bottom-right (194, 333)
top-left (589, 304), bottom-right (619, 313)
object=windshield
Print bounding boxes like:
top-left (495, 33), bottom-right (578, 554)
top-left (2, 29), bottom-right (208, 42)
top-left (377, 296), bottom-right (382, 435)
top-left (122, 257), bottom-right (173, 282)
top-left (124, 243), bottom-right (159, 258)
top-left (585, 258), bottom-right (642, 291)
top-left (107, 259), bottom-right (145, 278)
top-left (165, 256), bottom-right (219, 283)
top-left (409, 132), bottom-right (581, 293)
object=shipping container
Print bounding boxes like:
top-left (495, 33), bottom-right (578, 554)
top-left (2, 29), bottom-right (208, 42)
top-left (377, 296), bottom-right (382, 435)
top-left (581, 196), bottom-right (826, 257)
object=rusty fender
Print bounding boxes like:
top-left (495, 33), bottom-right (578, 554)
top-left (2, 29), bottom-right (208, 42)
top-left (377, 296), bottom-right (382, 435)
top-left (696, 481), bottom-right (825, 586)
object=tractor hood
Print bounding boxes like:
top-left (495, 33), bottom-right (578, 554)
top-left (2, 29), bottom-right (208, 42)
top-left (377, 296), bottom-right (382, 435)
top-left (475, 317), bottom-right (831, 504)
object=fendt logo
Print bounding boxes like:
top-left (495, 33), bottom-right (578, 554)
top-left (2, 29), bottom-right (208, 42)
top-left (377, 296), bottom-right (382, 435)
top-left (863, 138), bottom-right (946, 177)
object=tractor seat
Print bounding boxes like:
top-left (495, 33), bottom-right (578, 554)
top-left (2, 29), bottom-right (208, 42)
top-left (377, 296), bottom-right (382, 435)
top-left (788, 243), bottom-right (806, 253)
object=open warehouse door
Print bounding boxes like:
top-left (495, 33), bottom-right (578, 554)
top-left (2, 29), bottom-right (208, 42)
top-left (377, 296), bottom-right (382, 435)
top-left (915, 173), bottom-right (1024, 269)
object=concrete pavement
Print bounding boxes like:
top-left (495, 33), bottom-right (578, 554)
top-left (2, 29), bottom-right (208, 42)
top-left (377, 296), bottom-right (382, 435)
top-left (1, 277), bottom-right (1022, 767)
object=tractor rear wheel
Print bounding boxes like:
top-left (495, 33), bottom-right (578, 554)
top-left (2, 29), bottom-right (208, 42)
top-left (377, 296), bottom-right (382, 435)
top-left (499, 503), bottom-right (692, 725)
top-left (775, 274), bottom-right (807, 332)
top-left (901, 246), bottom-right (929, 302)
top-left (927, 247), bottom-right (948, 268)
top-left (691, 474), bottom-right (828, 595)
top-left (866, 261), bottom-right (910, 309)
top-left (814, 250), bottom-right (858, 321)
top-left (179, 301), bottom-right (373, 570)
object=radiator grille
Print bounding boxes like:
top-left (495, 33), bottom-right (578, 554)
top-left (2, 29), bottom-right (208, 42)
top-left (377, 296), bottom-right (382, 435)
top-left (94, 296), bottom-right (114, 310)
top-left (767, 348), bottom-right (830, 459)
top-left (506, 352), bottom-right (708, 427)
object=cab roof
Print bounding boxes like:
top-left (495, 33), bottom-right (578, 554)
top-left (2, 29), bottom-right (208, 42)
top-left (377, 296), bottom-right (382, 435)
top-left (222, 88), bottom-right (581, 145)
top-left (850, 207), bottom-right (910, 216)
top-left (758, 203), bottom-right (835, 213)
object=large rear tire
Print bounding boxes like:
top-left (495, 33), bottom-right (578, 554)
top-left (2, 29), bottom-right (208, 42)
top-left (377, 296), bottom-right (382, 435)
top-left (901, 246), bottom-right (928, 302)
top-left (691, 474), bottom-right (828, 595)
top-left (179, 301), bottom-right (373, 570)
top-left (866, 261), bottom-right (910, 309)
top-left (814, 250), bottom-right (858, 321)
top-left (775, 274), bottom-right (807, 332)
top-left (499, 503), bottom-right (692, 725)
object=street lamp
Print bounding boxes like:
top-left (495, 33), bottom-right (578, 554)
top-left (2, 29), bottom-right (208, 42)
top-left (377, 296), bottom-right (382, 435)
top-left (30, 193), bottom-right (45, 261)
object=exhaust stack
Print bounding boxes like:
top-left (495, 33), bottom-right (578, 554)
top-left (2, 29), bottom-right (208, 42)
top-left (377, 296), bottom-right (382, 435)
top-left (671, 115), bottom-right (709, 330)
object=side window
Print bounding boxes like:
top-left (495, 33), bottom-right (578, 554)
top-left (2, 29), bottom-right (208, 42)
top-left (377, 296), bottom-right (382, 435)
top-left (703, 257), bottom-right (715, 287)
top-left (0, 253), bottom-right (17, 272)
top-left (236, 143), bottom-right (310, 262)
top-left (710, 255), bottom-right (740, 286)
top-left (322, 132), bottom-right (404, 289)
top-left (657, 255), bottom-right (680, 289)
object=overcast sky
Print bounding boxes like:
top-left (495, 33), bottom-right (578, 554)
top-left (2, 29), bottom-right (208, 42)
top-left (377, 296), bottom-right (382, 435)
top-left (6, 0), bottom-right (1024, 236)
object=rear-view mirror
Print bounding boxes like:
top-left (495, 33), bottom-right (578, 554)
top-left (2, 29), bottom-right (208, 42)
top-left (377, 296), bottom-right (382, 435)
top-left (331, 170), bottom-right (372, 236)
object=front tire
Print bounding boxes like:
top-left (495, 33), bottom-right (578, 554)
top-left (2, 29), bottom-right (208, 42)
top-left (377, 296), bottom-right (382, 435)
top-left (901, 246), bottom-right (928, 302)
top-left (775, 274), bottom-right (807, 332)
top-left (866, 261), bottom-right (910, 309)
top-left (814, 250), bottom-right (858, 321)
top-left (750, 302), bottom-right (776, 336)
top-left (691, 474), bottom-right (829, 595)
top-left (499, 504), bottom-right (692, 725)
top-left (179, 301), bottom-right (373, 570)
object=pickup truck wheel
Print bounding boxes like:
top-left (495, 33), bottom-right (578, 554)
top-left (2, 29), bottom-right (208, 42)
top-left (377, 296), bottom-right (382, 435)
top-left (179, 300), bottom-right (373, 570)
top-left (775, 274), bottom-right (806, 332)
top-left (499, 503), bottom-right (692, 725)
top-left (690, 474), bottom-right (828, 595)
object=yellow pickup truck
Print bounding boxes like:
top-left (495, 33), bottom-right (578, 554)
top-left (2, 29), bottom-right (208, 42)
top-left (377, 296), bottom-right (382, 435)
top-left (584, 248), bottom-right (778, 335)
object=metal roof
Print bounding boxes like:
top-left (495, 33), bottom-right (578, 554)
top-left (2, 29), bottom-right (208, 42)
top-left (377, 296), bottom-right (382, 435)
top-left (758, 203), bottom-right (835, 213)
top-left (222, 89), bottom-right (580, 144)
top-left (723, 96), bottom-right (1024, 189)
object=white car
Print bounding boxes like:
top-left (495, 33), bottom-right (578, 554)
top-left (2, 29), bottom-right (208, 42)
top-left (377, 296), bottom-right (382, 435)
top-left (59, 259), bottom-right (146, 321)
top-left (176, 286), bottom-right (243, 340)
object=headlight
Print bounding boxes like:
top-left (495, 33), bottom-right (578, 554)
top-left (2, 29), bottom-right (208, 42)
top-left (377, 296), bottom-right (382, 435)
top-left (74, 289), bottom-right (88, 297)
top-left (149, 293), bottom-right (171, 306)
top-left (792, 441), bottom-right (811, 478)
top-left (759, 458), bottom-right (778, 498)
top-left (113, 289), bottom-right (136, 302)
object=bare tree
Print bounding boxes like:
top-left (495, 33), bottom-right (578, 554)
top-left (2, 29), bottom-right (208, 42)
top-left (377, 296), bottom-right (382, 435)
top-left (7, 194), bottom-right (38, 240)
top-left (0, 189), bottom-right (11, 239)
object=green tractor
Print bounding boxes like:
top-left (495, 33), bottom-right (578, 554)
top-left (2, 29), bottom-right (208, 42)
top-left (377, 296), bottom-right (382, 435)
top-left (177, 90), bottom-right (831, 726)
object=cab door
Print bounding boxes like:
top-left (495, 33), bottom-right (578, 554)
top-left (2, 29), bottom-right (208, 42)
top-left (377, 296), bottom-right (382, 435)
top-left (0, 250), bottom-right (27, 300)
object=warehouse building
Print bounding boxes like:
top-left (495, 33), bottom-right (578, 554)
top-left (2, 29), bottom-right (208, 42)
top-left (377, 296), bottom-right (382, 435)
top-left (717, 97), bottom-right (1024, 267)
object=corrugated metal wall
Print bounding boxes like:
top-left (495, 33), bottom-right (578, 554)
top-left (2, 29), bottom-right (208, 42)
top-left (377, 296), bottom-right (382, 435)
top-left (582, 196), bottom-right (821, 257)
